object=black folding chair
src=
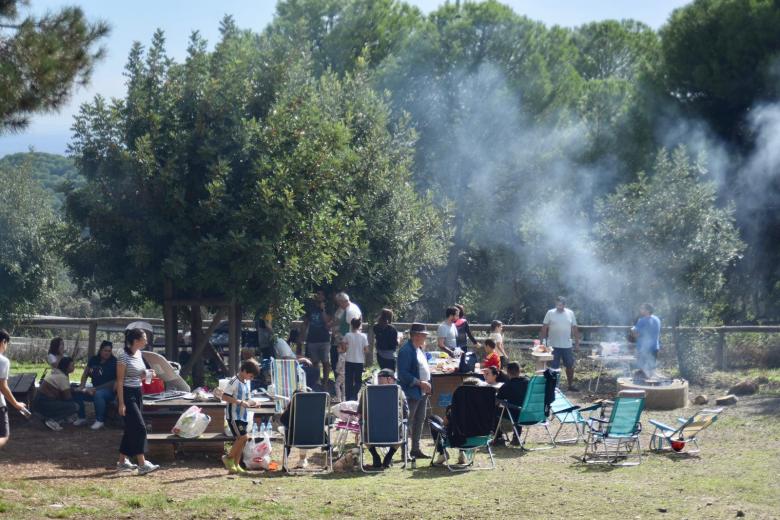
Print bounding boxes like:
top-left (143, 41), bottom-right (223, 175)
top-left (283, 392), bottom-right (333, 474)
top-left (359, 384), bottom-right (408, 472)
top-left (430, 385), bottom-right (497, 471)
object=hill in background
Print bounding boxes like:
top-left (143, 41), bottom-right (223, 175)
top-left (0, 152), bottom-right (82, 209)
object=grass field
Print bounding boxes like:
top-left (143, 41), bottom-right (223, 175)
top-left (1, 367), bottom-right (778, 519)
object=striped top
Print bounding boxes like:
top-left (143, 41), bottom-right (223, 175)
top-left (224, 375), bottom-right (251, 422)
top-left (118, 350), bottom-right (146, 388)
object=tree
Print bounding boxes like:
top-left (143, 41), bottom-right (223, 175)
top-left (596, 146), bottom-right (744, 379)
top-left (0, 157), bottom-right (59, 324)
top-left (0, 0), bottom-right (108, 132)
top-left (64, 23), bottom-right (446, 369)
top-left (0, 152), bottom-right (82, 209)
top-left (660, 0), bottom-right (780, 145)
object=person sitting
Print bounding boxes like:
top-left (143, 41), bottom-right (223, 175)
top-left (495, 362), bottom-right (529, 446)
top-left (431, 377), bottom-right (497, 465)
top-left (358, 368), bottom-right (409, 469)
top-left (34, 357), bottom-right (79, 431)
top-left (481, 366), bottom-right (508, 387)
top-left (482, 339), bottom-right (501, 371)
top-left (46, 337), bottom-right (65, 368)
top-left (73, 340), bottom-right (117, 430)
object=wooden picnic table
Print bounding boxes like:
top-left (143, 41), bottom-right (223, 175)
top-left (143, 397), bottom-right (276, 460)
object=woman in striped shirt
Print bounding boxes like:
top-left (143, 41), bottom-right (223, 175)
top-left (116, 328), bottom-right (158, 475)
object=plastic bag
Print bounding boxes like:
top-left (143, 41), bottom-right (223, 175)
top-left (243, 431), bottom-right (272, 470)
top-left (171, 405), bottom-right (211, 438)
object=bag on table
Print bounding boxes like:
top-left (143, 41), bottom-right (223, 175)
top-left (243, 430), bottom-right (272, 470)
top-left (171, 405), bottom-right (211, 438)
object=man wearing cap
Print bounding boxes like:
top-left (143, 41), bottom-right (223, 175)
top-left (540, 296), bottom-right (581, 391)
top-left (358, 369), bottom-right (409, 468)
top-left (397, 323), bottom-right (432, 459)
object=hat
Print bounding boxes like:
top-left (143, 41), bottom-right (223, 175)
top-left (377, 369), bottom-right (396, 379)
top-left (409, 323), bottom-right (429, 335)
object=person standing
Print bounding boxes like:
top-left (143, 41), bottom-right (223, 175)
top-left (332, 292), bottom-right (362, 382)
top-left (73, 340), bottom-right (117, 430)
top-left (631, 303), bottom-right (661, 377)
top-left (373, 309), bottom-right (399, 371)
top-left (436, 307), bottom-right (459, 357)
top-left (342, 318), bottom-right (369, 401)
top-left (397, 323), bottom-right (432, 459)
top-left (300, 290), bottom-right (332, 388)
top-left (540, 296), bottom-right (580, 391)
top-left (490, 320), bottom-right (509, 369)
top-left (453, 304), bottom-right (479, 352)
top-left (116, 328), bottom-right (159, 475)
top-left (1, 329), bottom-right (30, 449)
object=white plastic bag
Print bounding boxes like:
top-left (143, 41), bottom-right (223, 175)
top-left (171, 405), bottom-right (211, 438)
top-left (243, 431), bottom-right (272, 470)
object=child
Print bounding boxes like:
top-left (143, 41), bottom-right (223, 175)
top-left (221, 360), bottom-right (261, 474)
top-left (490, 320), bottom-right (508, 369)
top-left (342, 317), bottom-right (368, 402)
top-left (482, 339), bottom-right (501, 371)
top-left (1, 329), bottom-right (30, 449)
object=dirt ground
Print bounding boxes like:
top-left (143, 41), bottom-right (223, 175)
top-left (1, 378), bottom-right (779, 519)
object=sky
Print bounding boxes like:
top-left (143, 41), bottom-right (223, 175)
top-left (0, 0), bottom-right (691, 157)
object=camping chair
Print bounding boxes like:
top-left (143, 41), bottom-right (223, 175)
top-left (263, 358), bottom-right (309, 413)
top-left (582, 390), bottom-right (645, 466)
top-left (649, 408), bottom-right (723, 455)
top-left (550, 388), bottom-right (602, 444)
top-left (359, 384), bottom-right (408, 472)
top-left (282, 392), bottom-right (333, 474)
top-left (331, 402), bottom-right (361, 458)
top-left (495, 375), bottom-right (556, 450)
top-left (430, 385), bottom-right (497, 471)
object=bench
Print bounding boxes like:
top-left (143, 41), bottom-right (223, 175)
top-left (146, 431), bottom-right (282, 460)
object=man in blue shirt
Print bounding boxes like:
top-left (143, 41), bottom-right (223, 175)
top-left (397, 323), bottom-right (432, 459)
top-left (631, 303), bottom-right (661, 377)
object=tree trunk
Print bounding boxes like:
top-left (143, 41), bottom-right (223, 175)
top-left (180, 306), bottom-right (227, 384)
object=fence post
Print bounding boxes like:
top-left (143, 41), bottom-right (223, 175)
top-left (716, 330), bottom-right (727, 370)
top-left (87, 322), bottom-right (98, 359)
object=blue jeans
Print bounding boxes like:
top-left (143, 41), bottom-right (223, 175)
top-left (74, 387), bottom-right (116, 422)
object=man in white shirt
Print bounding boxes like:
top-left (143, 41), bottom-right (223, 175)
top-left (436, 306), bottom-right (459, 357)
top-left (540, 296), bottom-right (581, 391)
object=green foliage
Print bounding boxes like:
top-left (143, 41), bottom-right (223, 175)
top-left (64, 22), bottom-right (446, 323)
top-left (0, 0), bottom-right (108, 132)
top-left (660, 0), bottom-right (780, 144)
top-left (596, 147), bottom-right (744, 380)
top-left (0, 152), bottom-right (83, 208)
top-left (0, 157), bottom-right (60, 324)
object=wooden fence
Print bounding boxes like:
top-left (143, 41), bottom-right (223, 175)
top-left (12, 316), bottom-right (780, 370)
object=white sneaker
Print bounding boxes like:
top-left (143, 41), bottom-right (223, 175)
top-left (138, 461), bottom-right (160, 475)
top-left (90, 421), bottom-right (105, 430)
top-left (72, 418), bottom-right (88, 426)
top-left (44, 419), bottom-right (63, 431)
top-left (116, 460), bottom-right (137, 471)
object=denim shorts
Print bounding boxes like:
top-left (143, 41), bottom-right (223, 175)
top-left (552, 348), bottom-right (575, 369)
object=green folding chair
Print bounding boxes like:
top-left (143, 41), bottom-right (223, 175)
top-left (582, 390), bottom-right (645, 466)
top-left (649, 408), bottom-right (723, 455)
top-left (495, 375), bottom-right (555, 450)
top-left (550, 388), bottom-right (602, 444)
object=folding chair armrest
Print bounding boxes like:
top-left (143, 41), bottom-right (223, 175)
top-left (649, 419), bottom-right (674, 432)
top-left (497, 399), bottom-right (521, 412)
top-left (578, 403), bottom-right (602, 413)
top-left (676, 417), bottom-right (687, 425)
top-left (588, 417), bottom-right (608, 424)
top-left (556, 405), bottom-right (580, 414)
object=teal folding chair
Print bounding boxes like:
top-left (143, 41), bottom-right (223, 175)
top-left (495, 375), bottom-right (555, 450)
top-left (582, 390), bottom-right (645, 466)
top-left (649, 408), bottom-right (723, 455)
top-left (550, 388), bottom-right (602, 444)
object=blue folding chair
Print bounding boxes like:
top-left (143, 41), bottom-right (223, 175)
top-left (495, 375), bottom-right (555, 450)
top-left (550, 388), bottom-right (602, 444)
top-left (282, 392), bottom-right (333, 474)
top-left (582, 390), bottom-right (645, 466)
top-left (359, 384), bottom-right (408, 472)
